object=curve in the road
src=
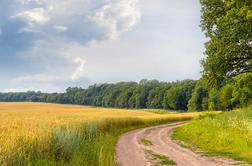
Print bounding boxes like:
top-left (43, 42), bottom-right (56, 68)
top-left (116, 122), bottom-right (244, 166)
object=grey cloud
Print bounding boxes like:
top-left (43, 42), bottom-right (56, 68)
top-left (0, 0), bottom-right (141, 47)
top-left (0, 0), bottom-right (205, 93)
top-left (0, 0), bottom-right (141, 92)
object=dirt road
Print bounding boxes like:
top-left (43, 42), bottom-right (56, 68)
top-left (116, 122), bottom-right (243, 166)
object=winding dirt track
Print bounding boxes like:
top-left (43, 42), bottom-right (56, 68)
top-left (116, 122), bottom-right (243, 166)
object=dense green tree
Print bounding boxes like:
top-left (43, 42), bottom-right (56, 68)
top-left (200, 0), bottom-right (252, 86)
top-left (124, 80), bottom-right (157, 108)
top-left (188, 80), bottom-right (208, 111)
top-left (232, 73), bottom-right (252, 107)
top-left (207, 87), bottom-right (220, 110)
top-left (146, 82), bottom-right (170, 109)
top-left (201, 97), bottom-right (209, 110)
top-left (165, 80), bottom-right (196, 110)
top-left (219, 84), bottom-right (233, 110)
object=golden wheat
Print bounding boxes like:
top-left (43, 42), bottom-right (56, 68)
top-left (0, 102), bottom-right (199, 165)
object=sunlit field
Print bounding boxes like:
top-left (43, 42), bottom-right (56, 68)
top-left (0, 102), bottom-right (199, 166)
top-left (173, 107), bottom-right (252, 164)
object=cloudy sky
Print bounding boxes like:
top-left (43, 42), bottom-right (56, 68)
top-left (0, 0), bottom-right (205, 92)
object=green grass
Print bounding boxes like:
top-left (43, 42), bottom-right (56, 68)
top-left (173, 107), bottom-right (252, 164)
top-left (147, 150), bottom-right (176, 166)
top-left (140, 138), bottom-right (153, 146)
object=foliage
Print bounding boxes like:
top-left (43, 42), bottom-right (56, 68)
top-left (188, 80), bottom-right (208, 111)
top-left (200, 0), bottom-right (252, 86)
top-left (219, 84), bottom-right (234, 110)
top-left (0, 79), bottom-right (196, 111)
top-left (232, 73), bottom-right (252, 107)
top-left (165, 80), bottom-right (196, 110)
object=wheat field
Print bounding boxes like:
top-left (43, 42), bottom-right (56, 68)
top-left (0, 102), bottom-right (199, 166)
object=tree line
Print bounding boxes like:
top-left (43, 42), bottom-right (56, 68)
top-left (0, 79), bottom-right (196, 111)
top-left (0, 74), bottom-right (251, 111)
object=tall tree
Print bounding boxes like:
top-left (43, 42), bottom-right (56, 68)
top-left (200, 0), bottom-right (252, 86)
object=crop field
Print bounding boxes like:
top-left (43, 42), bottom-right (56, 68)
top-left (173, 107), bottom-right (252, 164)
top-left (0, 102), bottom-right (199, 166)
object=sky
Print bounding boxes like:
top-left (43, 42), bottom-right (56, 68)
top-left (0, 0), bottom-right (205, 92)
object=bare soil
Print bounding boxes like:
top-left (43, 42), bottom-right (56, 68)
top-left (116, 122), bottom-right (244, 166)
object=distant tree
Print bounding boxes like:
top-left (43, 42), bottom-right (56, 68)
top-left (219, 84), bottom-right (233, 110)
top-left (146, 83), bottom-right (168, 109)
top-left (165, 80), bottom-right (196, 110)
top-left (188, 80), bottom-right (208, 111)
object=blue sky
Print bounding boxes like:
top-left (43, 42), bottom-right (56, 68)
top-left (0, 0), bottom-right (205, 92)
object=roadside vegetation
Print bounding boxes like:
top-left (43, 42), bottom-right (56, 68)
top-left (173, 0), bottom-right (252, 163)
top-left (0, 102), bottom-right (199, 166)
top-left (173, 107), bottom-right (252, 164)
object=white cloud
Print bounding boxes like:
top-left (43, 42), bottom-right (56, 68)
top-left (11, 7), bottom-right (49, 33)
top-left (89, 0), bottom-right (141, 39)
top-left (54, 25), bottom-right (68, 32)
top-left (13, 8), bottom-right (49, 24)
top-left (71, 58), bottom-right (87, 81)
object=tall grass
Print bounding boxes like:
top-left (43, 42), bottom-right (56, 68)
top-left (173, 107), bottom-right (252, 164)
top-left (0, 102), bottom-right (198, 166)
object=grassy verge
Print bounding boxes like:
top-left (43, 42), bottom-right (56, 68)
top-left (173, 107), bottom-right (252, 164)
top-left (0, 102), bottom-right (200, 166)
